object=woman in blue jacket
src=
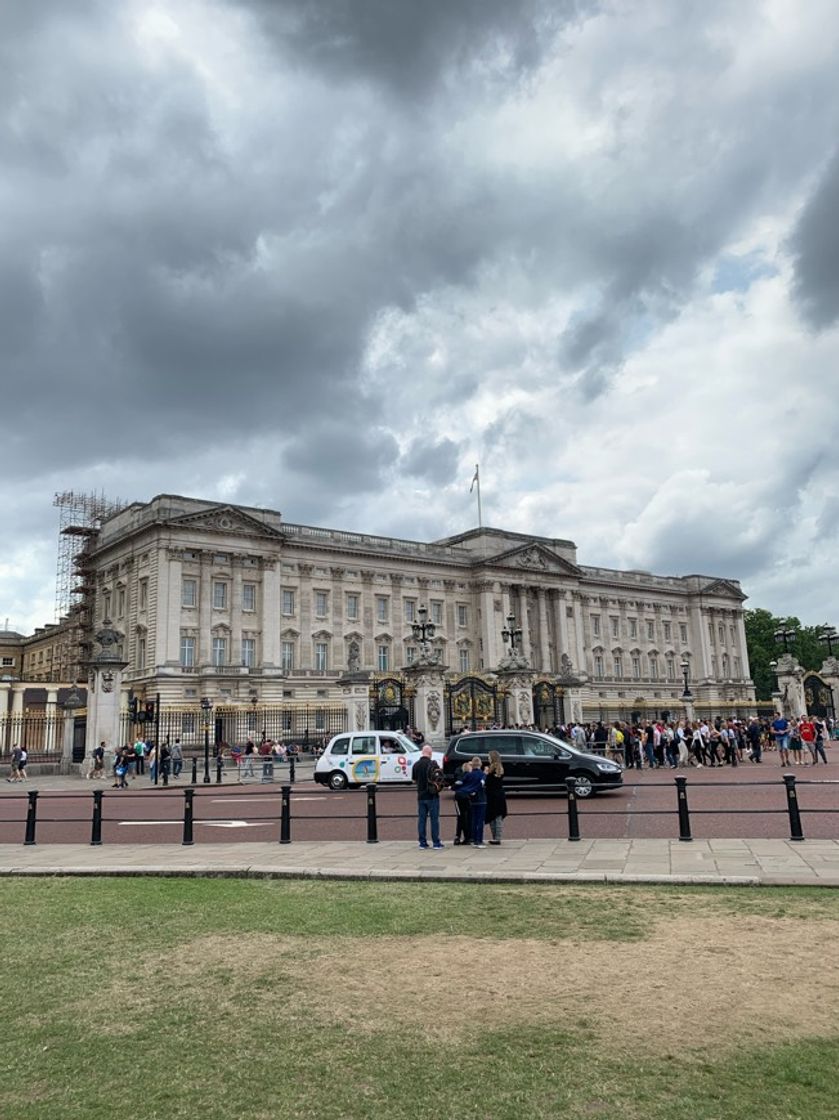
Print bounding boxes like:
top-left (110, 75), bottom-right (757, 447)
top-left (458, 756), bottom-right (487, 848)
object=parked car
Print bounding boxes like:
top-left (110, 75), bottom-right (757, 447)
top-left (443, 729), bottom-right (623, 797)
top-left (314, 730), bottom-right (445, 790)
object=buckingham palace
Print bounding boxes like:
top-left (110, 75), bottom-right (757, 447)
top-left (74, 493), bottom-right (756, 734)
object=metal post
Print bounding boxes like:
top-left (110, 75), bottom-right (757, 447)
top-left (203, 724), bottom-right (211, 783)
top-left (675, 775), bottom-right (692, 842)
top-left (182, 788), bottom-right (194, 846)
top-left (23, 789), bottom-right (38, 846)
top-left (216, 755), bottom-right (223, 784)
top-left (564, 778), bottom-right (580, 841)
top-left (366, 783), bottom-right (379, 844)
top-left (783, 773), bottom-right (805, 841)
top-left (289, 754), bottom-right (296, 784)
top-left (91, 789), bottom-right (103, 846)
top-left (279, 784), bottom-right (291, 845)
top-left (191, 756), bottom-right (197, 785)
top-left (156, 693), bottom-right (163, 785)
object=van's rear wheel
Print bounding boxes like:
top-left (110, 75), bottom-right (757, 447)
top-left (329, 771), bottom-right (348, 791)
top-left (574, 773), bottom-right (596, 797)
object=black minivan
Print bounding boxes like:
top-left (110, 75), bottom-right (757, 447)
top-left (443, 729), bottom-right (623, 797)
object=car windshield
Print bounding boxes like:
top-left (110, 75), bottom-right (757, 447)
top-left (394, 734), bottom-right (422, 753)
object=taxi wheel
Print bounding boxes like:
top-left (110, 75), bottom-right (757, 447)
top-left (573, 773), bottom-right (596, 797)
top-left (328, 771), bottom-right (348, 791)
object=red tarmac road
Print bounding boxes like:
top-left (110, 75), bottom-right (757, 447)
top-left (1, 763), bottom-right (838, 844)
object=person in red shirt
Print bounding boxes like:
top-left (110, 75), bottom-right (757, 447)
top-left (799, 718), bottom-right (817, 765)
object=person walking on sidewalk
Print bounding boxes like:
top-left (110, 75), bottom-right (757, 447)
top-left (411, 745), bottom-right (444, 850)
top-left (484, 750), bottom-right (507, 845)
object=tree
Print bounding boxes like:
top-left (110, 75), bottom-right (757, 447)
top-left (744, 609), bottom-right (831, 700)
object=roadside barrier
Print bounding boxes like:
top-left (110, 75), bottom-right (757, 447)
top-left (2, 773), bottom-right (837, 846)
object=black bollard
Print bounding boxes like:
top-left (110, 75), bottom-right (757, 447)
top-left (289, 754), bottom-right (296, 784)
top-left (565, 778), bottom-right (581, 841)
top-left (216, 757), bottom-right (223, 784)
top-left (783, 773), bottom-right (805, 841)
top-left (279, 784), bottom-right (291, 845)
top-left (90, 789), bottom-right (103, 846)
top-left (191, 756), bottom-right (197, 785)
top-left (182, 788), bottom-right (194, 846)
top-left (366, 784), bottom-right (379, 844)
top-left (23, 789), bottom-right (39, 846)
top-left (675, 775), bottom-right (692, 842)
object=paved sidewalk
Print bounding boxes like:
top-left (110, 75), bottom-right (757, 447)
top-left (2, 838), bottom-right (839, 886)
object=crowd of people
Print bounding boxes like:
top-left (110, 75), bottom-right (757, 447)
top-left (411, 744), bottom-right (507, 849)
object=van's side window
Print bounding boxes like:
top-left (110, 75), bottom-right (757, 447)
top-left (457, 736), bottom-right (485, 755)
top-left (351, 736), bottom-right (377, 755)
top-left (522, 735), bottom-right (567, 758)
top-left (330, 737), bottom-right (350, 756)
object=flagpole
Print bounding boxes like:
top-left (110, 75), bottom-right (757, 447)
top-left (471, 463), bottom-right (482, 528)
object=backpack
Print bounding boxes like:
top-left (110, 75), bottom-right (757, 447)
top-left (426, 762), bottom-right (445, 795)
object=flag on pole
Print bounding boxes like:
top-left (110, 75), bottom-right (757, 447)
top-left (470, 464), bottom-right (479, 493)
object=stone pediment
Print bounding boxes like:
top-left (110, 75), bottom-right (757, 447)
top-left (699, 578), bottom-right (746, 602)
top-left (166, 505), bottom-right (284, 540)
top-left (490, 543), bottom-right (581, 577)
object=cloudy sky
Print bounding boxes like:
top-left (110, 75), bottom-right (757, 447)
top-left (2, 0), bottom-right (839, 634)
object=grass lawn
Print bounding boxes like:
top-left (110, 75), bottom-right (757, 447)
top-left (1, 879), bottom-right (838, 1119)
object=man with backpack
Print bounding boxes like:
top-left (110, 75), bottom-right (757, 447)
top-left (411, 745), bottom-right (445, 850)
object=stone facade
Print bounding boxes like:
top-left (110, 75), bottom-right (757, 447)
top-left (80, 494), bottom-right (757, 721)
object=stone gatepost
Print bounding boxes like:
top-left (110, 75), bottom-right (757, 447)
top-left (819, 657), bottom-right (839, 723)
top-left (83, 620), bottom-right (129, 774)
top-left (402, 657), bottom-right (448, 749)
top-left (338, 671), bottom-right (372, 734)
top-left (774, 653), bottom-right (807, 718)
top-left (494, 649), bottom-right (537, 727)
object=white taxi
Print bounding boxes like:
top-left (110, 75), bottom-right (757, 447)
top-left (313, 731), bottom-right (444, 790)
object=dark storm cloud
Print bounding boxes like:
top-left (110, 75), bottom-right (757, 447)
top-left (237, 0), bottom-right (588, 96)
top-left (790, 148), bottom-right (839, 328)
top-left (399, 436), bottom-right (461, 485)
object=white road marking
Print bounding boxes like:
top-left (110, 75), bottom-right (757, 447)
top-left (195, 820), bottom-right (269, 829)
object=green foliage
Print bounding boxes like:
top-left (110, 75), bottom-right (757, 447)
top-left (744, 608), bottom-right (833, 700)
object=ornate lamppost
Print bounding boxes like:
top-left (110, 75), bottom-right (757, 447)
top-left (412, 605), bottom-right (437, 662)
top-left (200, 696), bottom-right (213, 784)
top-left (501, 613), bottom-right (523, 654)
top-left (680, 660), bottom-right (692, 701)
top-left (774, 625), bottom-right (797, 654)
top-left (818, 626), bottom-right (838, 657)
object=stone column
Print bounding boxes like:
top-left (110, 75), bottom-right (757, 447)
top-left (83, 622), bottom-right (129, 773)
top-left (477, 580), bottom-right (496, 671)
top-left (552, 591), bottom-right (570, 672)
top-left (297, 563), bottom-right (313, 669)
top-left (361, 570), bottom-right (376, 669)
top-left (339, 671), bottom-right (371, 733)
top-left (517, 586), bottom-right (531, 665)
top-left (231, 556), bottom-right (244, 666)
top-left (0, 682), bottom-right (10, 755)
top-left (537, 587), bottom-right (550, 671)
top-left (45, 688), bottom-right (59, 754)
top-left (199, 552), bottom-right (212, 666)
top-left (402, 659), bottom-right (448, 749)
top-left (11, 684), bottom-right (24, 718)
top-left (159, 548), bottom-right (182, 668)
top-left (690, 603), bottom-right (712, 680)
top-left (261, 559), bottom-right (281, 672)
top-left (571, 594), bottom-right (586, 673)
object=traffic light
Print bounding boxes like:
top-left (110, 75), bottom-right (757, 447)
top-left (128, 697), bottom-right (139, 722)
top-left (144, 700), bottom-right (156, 722)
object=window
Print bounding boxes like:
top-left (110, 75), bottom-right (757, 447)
top-left (213, 582), bottom-right (227, 610)
top-left (708, 621), bottom-right (715, 644)
top-left (722, 653), bottom-right (729, 677)
top-left (117, 588), bottom-right (126, 618)
top-left (315, 591), bottom-right (329, 618)
top-left (613, 656), bottom-right (623, 678)
top-left (180, 636), bottom-right (195, 668)
top-left (646, 620), bottom-right (654, 641)
top-left (330, 736), bottom-right (349, 756)
top-left (315, 641), bottom-right (328, 672)
top-left (649, 657), bottom-right (658, 680)
top-left (138, 636), bottom-right (146, 668)
top-left (1, 657), bottom-right (14, 667)
top-left (667, 657), bottom-right (676, 681)
top-left (281, 641), bottom-right (295, 672)
top-left (459, 648), bottom-right (470, 673)
top-left (282, 590), bottom-right (295, 616)
top-left (679, 623), bottom-right (688, 643)
top-left (591, 615), bottom-right (601, 637)
top-left (242, 583), bottom-right (257, 612)
top-left (212, 636), bottom-right (227, 666)
top-left (376, 596), bottom-right (389, 623)
top-left (629, 618), bottom-right (637, 639)
top-left (242, 638), bottom-right (256, 668)
top-left (139, 580), bottom-right (148, 611)
top-left (718, 624), bottom-right (725, 644)
top-left (404, 599), bottom-right (416, 623)
top-left (632, 656), bottom-right (641, 680)
top-left (181, 579), bottom-right (197, 608)
top-left (594, 655), bottom-right (604, 679)
top-left (734, 656), bottom-right (742, 677)
top-left (315, 709), bottom-right (326, 732)
top-left (522, 735), bottom-right (563, 758)
top-left (346, 593), bottom-right (359, 621)
top-left (457, 604), bottom-right (468, 627)
top-left (430, 600), bottom-right (443, 625)
top-left (377, 644), bottom-right (390, 671)
top-left (352, 735), bottom-right (376, 756)
top-left (730, 625), bottom-right (736, 646)
top-left (711, 655), bottom-right (718, 676)
top-left (663, 621), bottom-right (671, 641)
top-left (610, 617), bottom-right (619, 638)
top-left (406, 646), bottom-right (417, 665)
top-left (103, 592), bottom-right (112, 619)
top-left (181, 713), bottom-right (196, 734)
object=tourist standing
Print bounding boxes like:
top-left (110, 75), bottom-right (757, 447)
top-left (484, 751), bottom-right (507, 845)
top-left (411, 745), bottom-right (444, 850)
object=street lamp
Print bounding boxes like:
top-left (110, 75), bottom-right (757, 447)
top-left (774, 626), bottom-right (797, 654)
top-left (818, 626), bottom-right (838, 657)
top-left (200, 696), bottom-right (213, 784)
top-left (680, 660), bottom-right (692, 700)
top-left (501, 613), bottom-right (523, 653)
top-left (411, 605), bottom-right (436, 661)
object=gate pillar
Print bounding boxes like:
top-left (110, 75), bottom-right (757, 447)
top-left (495, 668), bottom-right (537, 726)
top-left (83, 620), bottom-right (129, 774)
top-left (774, 653), bottom-right (807, 719)
top-left (338, 670), bottom-right (372, 733)
top-left (403, 657), bottom-right (448, 748)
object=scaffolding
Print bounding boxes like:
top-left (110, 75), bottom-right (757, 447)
top-left (53, 491), bottom-right (125, 681)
